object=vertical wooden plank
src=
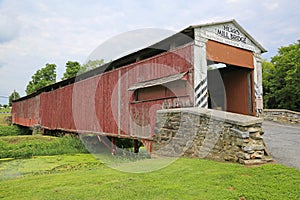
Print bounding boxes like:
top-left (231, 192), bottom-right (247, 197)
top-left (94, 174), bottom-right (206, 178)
top-left (12, 43), bottom-right (195, 153)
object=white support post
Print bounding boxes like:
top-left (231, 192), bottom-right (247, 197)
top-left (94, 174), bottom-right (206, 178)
top-left (253, 53), bottom-right (263, 115)
top-left (194, 37), bottom-right (208, 108)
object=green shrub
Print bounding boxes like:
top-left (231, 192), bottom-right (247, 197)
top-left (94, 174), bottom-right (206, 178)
top-left (0, 125), bottom-right (31, 136)
top-left (0, 114), bottom-right (10, 125)
top-left (0, 135), bottom-right (88, 159)
top-left (0, 107), bottom-right (11, 113)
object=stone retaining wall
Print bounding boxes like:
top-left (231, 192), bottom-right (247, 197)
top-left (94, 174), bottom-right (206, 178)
top-left (153, 108), bottom-right (271, 165)
top-left (263, 109), bottom-right (300, 125)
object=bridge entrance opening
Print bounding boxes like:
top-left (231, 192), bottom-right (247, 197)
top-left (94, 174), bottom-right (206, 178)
top-left (208, 63), bottom-right (254, 115)
top-left (206, 40), bottom-right (255, 115)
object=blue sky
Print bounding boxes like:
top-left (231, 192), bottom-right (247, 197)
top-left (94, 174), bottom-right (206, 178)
top-left (0, 0), bottom-right (299, 104)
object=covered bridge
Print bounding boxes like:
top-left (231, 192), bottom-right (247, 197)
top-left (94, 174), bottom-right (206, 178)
top-left (12, 19), bottom-right (266, 153)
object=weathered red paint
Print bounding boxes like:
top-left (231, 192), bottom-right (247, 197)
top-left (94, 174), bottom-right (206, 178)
top-left (12, 95), bottom-right (40, 127)
top-left (12, 44), bottom-right (194, 152)
top-left (11, 20), bottom-right (266, 155)
top-left (206, 40), bottom-right (254, 69)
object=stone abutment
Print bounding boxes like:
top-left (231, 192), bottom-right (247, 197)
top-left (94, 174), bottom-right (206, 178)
top-left (153, 108), bottom-right (272, 165)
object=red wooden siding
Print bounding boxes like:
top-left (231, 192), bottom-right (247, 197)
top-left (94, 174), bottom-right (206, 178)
top-left (12, 95), bottom-right (40, 127)
top-left (40, 84), bottom-right (76, 131)
top-left (12, 43), bottom-right (194, 152)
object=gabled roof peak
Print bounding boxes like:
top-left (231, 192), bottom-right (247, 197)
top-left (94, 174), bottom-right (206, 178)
top-left (185, 19), bottom-right (267, 53)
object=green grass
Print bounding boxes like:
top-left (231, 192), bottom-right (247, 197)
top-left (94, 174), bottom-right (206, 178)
top-left (0, 154), bottom-right (299, 200)
top-left (0, 135), bottom-right (88, 158)
top-left (0, 123), bottom-right (298, 199)
top-left (0, 154), bottom-right (101, 179)
top-left (0, 114), bottom-right (10, 126)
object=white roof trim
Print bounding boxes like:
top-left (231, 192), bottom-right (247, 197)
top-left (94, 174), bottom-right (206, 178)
top-left (188, 19), bottom-right (267, 53)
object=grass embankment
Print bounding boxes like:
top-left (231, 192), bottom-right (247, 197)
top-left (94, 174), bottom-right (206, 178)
top-left (0, 125), bottom-right (299, 199)
top-left (0, 155), bottom-right (299, 200)
top-left (0, 135), bottom-right (88, 158)
top-left (0, 123), bottom-right (88, 159)
top-left (0, 125), bottom-right (31, 136)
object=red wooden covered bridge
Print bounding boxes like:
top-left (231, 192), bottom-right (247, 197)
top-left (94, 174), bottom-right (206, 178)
top-left (12, 20), bottom-right (266, 153)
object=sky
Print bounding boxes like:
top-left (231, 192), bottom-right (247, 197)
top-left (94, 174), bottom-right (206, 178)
top-left (0, 0), bottom-right (299, 105)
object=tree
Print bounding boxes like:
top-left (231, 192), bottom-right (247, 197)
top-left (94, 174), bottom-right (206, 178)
top-left (262, 40), bottom-right (300, 111)
top-left (8, 90), bottom-right (20, 106)
top-left (62, 61), bottom-right (81, 80)
top-left (80, 59), bottom-right (105, 73)
top-left (26, 63), bottom-right (57, 95)
top-left (262, 60), bottom-right (276, 108)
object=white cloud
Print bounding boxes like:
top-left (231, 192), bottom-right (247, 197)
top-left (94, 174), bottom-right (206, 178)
top-left (0, 12), bottom-right (20, 43)
top-left (0, 0), bottom-right (299, 102)
top-left (0, 61), bottom-right (5, 68)
top-left (268, 3), bottom-right (279, 10)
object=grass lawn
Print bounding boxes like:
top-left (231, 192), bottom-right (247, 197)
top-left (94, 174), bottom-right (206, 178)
top-left (0, 154), bottom-right (101, 179)
top-left (0, 154), bottom-right (299, 200)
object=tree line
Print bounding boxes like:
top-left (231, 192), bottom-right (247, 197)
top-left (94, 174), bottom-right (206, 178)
top-left (7, 59), bottom-right (104, 106)
top-left (25, 59), bottom-right (105, 95)
top-left (9, 40), bottom-right (300, 112)
top-left (262, 40), bottom-right (300, 112)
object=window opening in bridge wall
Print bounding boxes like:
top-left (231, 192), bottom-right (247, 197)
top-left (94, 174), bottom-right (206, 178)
top-left (133, 80), bottom-right (187, 102)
